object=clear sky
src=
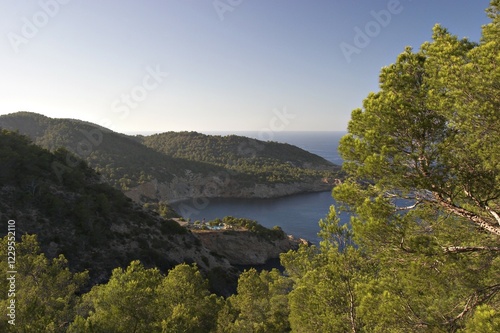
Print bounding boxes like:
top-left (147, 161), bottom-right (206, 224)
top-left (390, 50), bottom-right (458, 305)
top-left (0, 0), bottom-right (492, 133)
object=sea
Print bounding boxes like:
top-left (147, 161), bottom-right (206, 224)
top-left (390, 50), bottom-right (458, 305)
top-left (170, 131), bottom-right (348, 245)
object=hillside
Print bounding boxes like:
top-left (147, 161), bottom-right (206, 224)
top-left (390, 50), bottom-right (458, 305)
top-left (0, 112), bottom-right (341, 204)
top-left (141, 131), bottom-right (336, 184)
top-left (0, 112), bottom-right (216, 190)
top-left (0, 130), bottom-right (236, 292)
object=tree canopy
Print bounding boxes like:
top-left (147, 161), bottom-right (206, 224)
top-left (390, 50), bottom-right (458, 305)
top-left (337, 8), bottom-right (500, 237)
top-left (327, 1), bottom-right (500, 330)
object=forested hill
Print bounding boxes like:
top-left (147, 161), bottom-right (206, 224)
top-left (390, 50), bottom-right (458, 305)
top-left (142, 131), bottom-right (331, 166)
top-left (0, 112), bottom-right (211, 190)
top-left (0, 112), bottom-right (340, 202)
top-left (141, 131), bottom-right (337, 183)
top-left (0, 130), bottom-right (234, 289)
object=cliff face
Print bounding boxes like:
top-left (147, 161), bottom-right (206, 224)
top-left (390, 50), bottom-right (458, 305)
top-left (124, 177), bottom-right (332, 203)
top-left (193, 230), bottom-right (307, 265)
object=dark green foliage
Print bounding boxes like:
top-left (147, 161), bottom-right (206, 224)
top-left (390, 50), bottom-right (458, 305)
top-left (0, 112), bottom-right (210, 189)
top-left (0, 235), bottom-right (88, 332)
top-left (214, 216), bottom-right (286, 241)
top-left (0, 112), bottom-right (339, 196)
top-left (325, 3), bottom-right (500, 331)
top-left (143, 201), bottom-right (181, 219)
top-left (69, 261), bottom-right (221, 333)
top-left (142, 131), bottom-right (338, 184)
top-left (217, 268), bottom-right (292, 332)
top-left (0, 130), bottom-right (205, 288)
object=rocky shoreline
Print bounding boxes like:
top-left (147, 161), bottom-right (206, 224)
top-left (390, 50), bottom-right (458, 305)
top-left (192, 230), bottom-right (309, 266)
top-left (124, 177), bottom-right (332, 268)
top-left (125, 177), bottom-right (335, 204)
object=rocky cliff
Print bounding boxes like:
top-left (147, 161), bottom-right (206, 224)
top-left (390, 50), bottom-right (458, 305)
top-left (193, 230), bottom-right (308, 265)
top-left (124, 177), bottom-right (333, 203)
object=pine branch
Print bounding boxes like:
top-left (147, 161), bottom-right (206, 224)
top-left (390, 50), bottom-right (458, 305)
top-left (485, 205), bottom-right (500, 226)
top-left (443, 246), bottom-right (500, 254)
top-left (432, 192), bottom-right (500, 236)
top-left (447, 284), bottom-right (500, 325)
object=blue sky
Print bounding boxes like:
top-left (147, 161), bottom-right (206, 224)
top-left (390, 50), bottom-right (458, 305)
top-left (0, 0), bottom-right (492, 133)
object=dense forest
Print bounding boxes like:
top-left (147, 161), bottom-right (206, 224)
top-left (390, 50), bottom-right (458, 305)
top-left (141, 131), bottom-right (335, 184)
top-left (1, 1), bottom-right (499, 332)
top-left (0, 112), bottom-right (339, 192)
top-left (0, 130), bottom-right (238, 295)
top-left (0, 112), bottom-right (197, 189)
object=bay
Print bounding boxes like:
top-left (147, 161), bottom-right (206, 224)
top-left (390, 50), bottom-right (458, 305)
top-left (171, 131), bottom-right (348, 244)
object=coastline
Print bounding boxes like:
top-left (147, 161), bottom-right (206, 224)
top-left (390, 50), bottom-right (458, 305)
top-left (170, 189), bottom-right (339, 246)
top-left (165, 185), bottom-right (334, 205)
top-left (124, 176), bottom-right (336, 204)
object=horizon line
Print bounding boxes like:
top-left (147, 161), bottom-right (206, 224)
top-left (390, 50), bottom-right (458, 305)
top-left (125, 129), bottom-right (348, 135)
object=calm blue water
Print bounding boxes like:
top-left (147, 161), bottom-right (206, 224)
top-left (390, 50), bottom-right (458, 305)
top-left (172, 131), bottom-right (347, 244)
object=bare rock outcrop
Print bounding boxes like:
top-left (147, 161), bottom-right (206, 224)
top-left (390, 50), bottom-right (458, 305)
top-left (192, 230), bottom-right (307, 266)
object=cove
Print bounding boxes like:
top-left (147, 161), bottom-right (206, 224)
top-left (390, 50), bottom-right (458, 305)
top-left (171, 190), bottom-right (351, 245)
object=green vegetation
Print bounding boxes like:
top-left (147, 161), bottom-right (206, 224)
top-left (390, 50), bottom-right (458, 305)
top-left (0, 112), bottom-right (185, 190)
top-left (283, 3), bottom-right (500, 330)
top-left (0, 130), bottom-right (214, 289)
top-left (1, 2), bottom-right (499, 332)
top-left (69, 261), bottom-right (221, 333)
top-left (210, 216), bottom-right (286, 241)
top-left (143, 201), bottom-right (181, 219)
top-left (0, 235), bottom-right (88, 333)
top-left (216, 268), bottom-right (292, 332)
top-left (0, 112), bottom-right (339, 199)
top-left (142, 131), bottom-right (338, 184)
